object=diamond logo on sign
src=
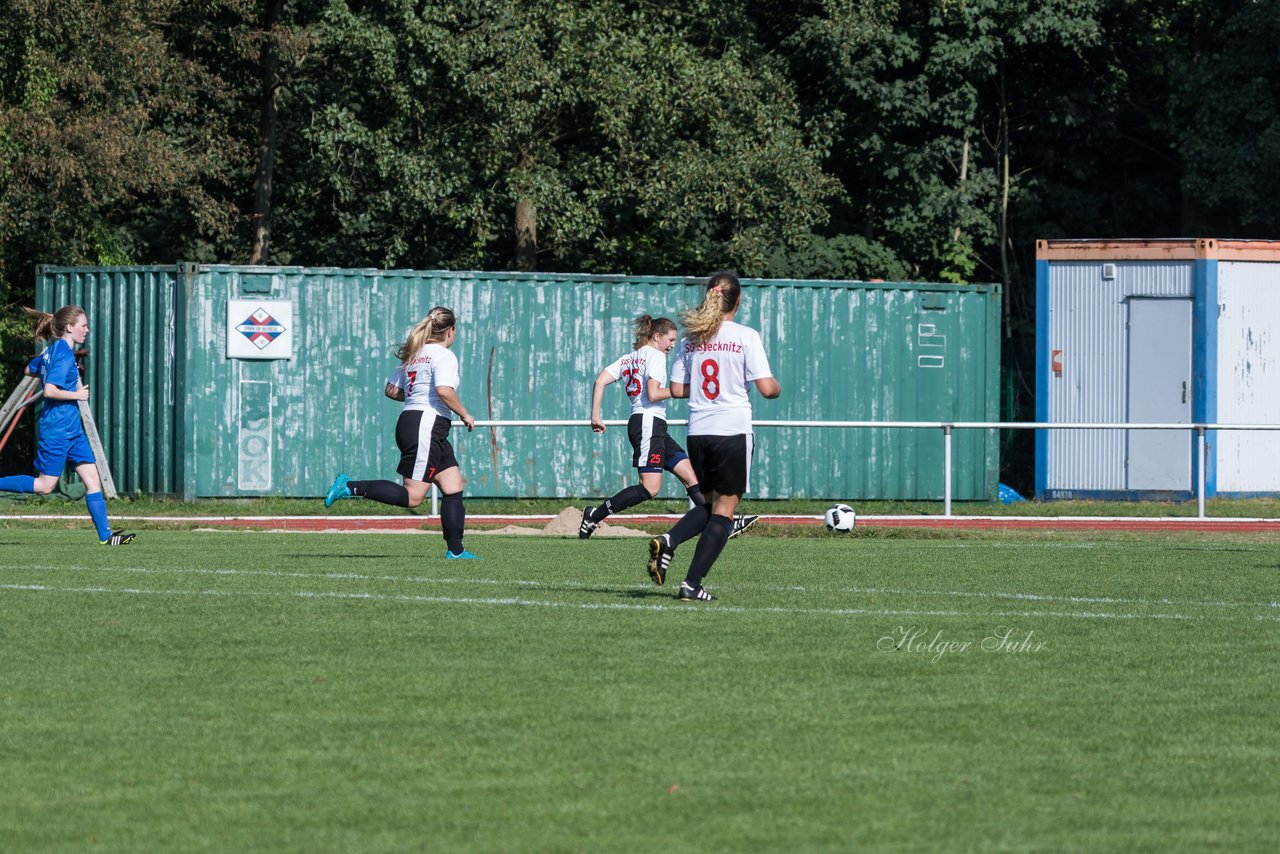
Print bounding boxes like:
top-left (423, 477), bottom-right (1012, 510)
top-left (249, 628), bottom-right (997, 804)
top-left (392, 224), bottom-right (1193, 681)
top-left (236, 308), bottom-right (286, 350)
top-left (227, 299), bottom-right (292, 360)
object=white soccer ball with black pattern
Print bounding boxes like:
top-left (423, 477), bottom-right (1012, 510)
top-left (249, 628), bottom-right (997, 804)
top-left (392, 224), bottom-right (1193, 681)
top-left (823, 503), bottom-right (856, 533)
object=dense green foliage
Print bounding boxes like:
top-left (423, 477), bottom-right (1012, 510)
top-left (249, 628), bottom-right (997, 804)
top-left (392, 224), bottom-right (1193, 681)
top-left (3, 528), bottom-right (1279, 849)
top-left (1, 1), bottom-right (1277, 472)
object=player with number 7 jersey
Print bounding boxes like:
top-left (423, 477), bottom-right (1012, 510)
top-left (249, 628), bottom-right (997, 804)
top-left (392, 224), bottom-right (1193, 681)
top-left (323, 306), bottom-right (480, 560)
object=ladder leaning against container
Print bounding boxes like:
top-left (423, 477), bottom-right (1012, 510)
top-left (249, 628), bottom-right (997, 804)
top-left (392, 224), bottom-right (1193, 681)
top-left (0, 370), bottom-right (117, 499)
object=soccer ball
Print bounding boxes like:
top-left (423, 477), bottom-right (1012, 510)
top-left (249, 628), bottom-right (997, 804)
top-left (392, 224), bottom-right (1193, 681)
top-left (823, 503), bottom-right (857, 533)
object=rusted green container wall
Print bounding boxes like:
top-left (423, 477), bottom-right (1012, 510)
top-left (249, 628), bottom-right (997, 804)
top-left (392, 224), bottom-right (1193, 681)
top-left (35, 266), bottom-right (183, 495)
top-left (36, 265), bottom-right (999, 500)
top-left (749, 280), bottom-right (1000, 500)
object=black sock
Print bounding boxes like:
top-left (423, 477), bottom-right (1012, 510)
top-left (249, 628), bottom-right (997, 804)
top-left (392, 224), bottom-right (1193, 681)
top-left (348, 480), bottom-right (410, 507)
top-left (685, 484), bottom-right (707, 507)
top-left (684, 514), bottom-right (732, 589)
top-left (441, 490), bottom-right (465, 554)
top-left (594, 484), bottom-right (650, 522)
top-left (665, 503), bottom-right (710, 549)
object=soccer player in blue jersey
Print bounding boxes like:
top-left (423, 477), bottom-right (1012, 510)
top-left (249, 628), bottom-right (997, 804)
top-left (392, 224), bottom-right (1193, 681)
top-left (324, 306), bottom-right (480, 560)
top-left (0, 306), bottom-right (135, 545)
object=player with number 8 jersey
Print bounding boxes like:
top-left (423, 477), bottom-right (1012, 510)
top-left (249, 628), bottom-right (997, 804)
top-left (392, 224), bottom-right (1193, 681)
top-left (647, 271), bottom-right (781, 601)
top-left (676, 314), bottom-right (773, 434)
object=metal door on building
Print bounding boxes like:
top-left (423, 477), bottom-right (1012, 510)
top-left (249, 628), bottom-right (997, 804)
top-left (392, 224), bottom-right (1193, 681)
top-left (1126, 298), bottom-right (1192, 490)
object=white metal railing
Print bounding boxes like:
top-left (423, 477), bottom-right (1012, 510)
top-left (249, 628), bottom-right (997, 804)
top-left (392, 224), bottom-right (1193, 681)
top-left (429, 420), bottom-right (1280, 519)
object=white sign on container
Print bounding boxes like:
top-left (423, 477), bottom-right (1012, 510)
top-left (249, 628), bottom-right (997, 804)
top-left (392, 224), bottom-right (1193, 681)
top-left (227, 299), bottom-right (293, 360)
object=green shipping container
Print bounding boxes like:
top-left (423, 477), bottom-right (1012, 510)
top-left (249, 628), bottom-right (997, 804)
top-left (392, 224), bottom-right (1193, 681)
top-left (36, 264), bottom-right (1000, 500)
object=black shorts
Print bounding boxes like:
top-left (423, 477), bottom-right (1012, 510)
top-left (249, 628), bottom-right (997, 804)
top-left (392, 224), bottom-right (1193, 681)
top-left (687, 434), bottom-right (753, 495)
top-left (395, 409), bottom-right (458, 482)
top-left (628, 413), bottom-right (688, 473)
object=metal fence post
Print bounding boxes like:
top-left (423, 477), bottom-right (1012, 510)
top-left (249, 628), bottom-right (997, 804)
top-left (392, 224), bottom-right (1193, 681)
top-left (943, 424), bottom-right (953, 518)
top-left (1197, 425), bottom-right (1206, 519)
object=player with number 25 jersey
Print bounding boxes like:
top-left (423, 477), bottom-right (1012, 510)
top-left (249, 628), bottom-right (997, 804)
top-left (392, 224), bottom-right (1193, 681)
top-left (580, 315), bottom-right (708, 539)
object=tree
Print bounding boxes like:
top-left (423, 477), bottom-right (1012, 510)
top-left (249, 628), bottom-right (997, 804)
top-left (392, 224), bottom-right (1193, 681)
top-left (270, 0), bottom-right (840, 275)
top-left (1169, 0), bottom-right (1280, 234)
top-left (0, 0), bottom-right (244, 273)
top-left (0, 0), bottom-right (243, 468)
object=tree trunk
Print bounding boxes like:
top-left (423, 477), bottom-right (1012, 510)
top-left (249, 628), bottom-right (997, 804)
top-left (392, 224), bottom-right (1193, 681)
top-left (953, 130), bottom-right (970, 243)
top-left (249, 0), bottom-right (284, 265)
top-left (514, 152), bottom-right (537, 271)
top-left (999, 62), bottom-right (1011, 339)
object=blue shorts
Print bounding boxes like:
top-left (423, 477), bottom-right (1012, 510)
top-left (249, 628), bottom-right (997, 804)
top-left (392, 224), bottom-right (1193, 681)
top-left (34, 427), bottom-right (96, 477)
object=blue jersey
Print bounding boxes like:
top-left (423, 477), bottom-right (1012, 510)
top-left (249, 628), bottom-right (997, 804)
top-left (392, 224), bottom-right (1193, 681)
top-left (29, 340), bottom-right (82, 435)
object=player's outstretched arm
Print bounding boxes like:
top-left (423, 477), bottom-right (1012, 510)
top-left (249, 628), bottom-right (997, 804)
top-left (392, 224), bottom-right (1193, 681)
top-left (590, 369), bottom-right (614, 432)
top-left (754, 377), bottom-right (781, 399)
top-left (436, 385), bottom-right (475, 431)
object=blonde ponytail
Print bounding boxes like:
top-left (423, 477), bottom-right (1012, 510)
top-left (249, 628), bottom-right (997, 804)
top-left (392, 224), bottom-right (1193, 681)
top-left (397, 306), bottom-right (457, 363)
top-left (680, 271), bottom-right (741, 345)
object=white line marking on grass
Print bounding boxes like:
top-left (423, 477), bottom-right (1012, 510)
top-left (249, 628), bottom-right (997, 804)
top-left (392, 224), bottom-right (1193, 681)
top-left (768, 583), bottom-right (1280, 612)
top-left (10, 563), bottom-right (583, 589)
top-left (1, 581), bottom-right (1263, 623)
top-left (896, 541), bottom-right (1268, 552)
top-left (11, 513), bottom-right (1280, 525)
top-left (6, 563), bottom-right (1279, 614)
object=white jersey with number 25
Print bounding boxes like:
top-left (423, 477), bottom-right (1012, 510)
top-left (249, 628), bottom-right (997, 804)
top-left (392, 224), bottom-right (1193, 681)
top-left (671, 320), bottom-right (773, 436)
top-left (387, 342), bottom-right (460, 419)
top-left (603, 344), bottom-right (668, 419)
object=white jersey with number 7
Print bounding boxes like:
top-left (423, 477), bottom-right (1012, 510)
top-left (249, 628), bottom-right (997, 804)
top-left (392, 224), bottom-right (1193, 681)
top-left (671, 320), bottom-right (773, 436)
top-left (387, 342), bottom-right (460, 419)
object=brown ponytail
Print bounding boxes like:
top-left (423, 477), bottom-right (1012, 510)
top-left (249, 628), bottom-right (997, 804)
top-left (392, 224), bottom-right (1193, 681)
top-left (680, 271), bottom-right (741, 345)
top-left (23, 305), bottom-right (85, 341)
top-left (632, 314), bottom-right (677, 349)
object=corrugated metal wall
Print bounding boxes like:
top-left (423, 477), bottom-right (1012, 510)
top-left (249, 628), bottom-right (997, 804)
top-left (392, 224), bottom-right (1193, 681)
top-left (1044, 261), bottom-right (1192, 494)
top-left (35, 267), bottom-right (182, 494)
top-left (1216, 261), bottom-right (1280, 492)
top-left (38, 265), bottom-right (1000, 500)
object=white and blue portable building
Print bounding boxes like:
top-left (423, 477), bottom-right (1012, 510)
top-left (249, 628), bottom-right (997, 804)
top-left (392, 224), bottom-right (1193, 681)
top-left (1036, 238), bottom-right (1280, 499)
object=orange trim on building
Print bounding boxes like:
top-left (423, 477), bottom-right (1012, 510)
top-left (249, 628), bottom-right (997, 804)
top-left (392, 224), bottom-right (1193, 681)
top-left (1213, 240), bottom-right (1280, 261)
top-left (1036, 238), bottom-right (1280, 262)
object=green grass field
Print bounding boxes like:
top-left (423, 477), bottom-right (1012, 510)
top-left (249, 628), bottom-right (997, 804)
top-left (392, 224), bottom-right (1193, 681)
top-left (8, 491), bottom-right (1280, 518)
top-left (2, 527), bottom-right (1279, 851)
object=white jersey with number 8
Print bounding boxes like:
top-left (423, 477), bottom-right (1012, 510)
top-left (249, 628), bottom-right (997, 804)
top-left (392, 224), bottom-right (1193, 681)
top-left (671, 320), bottom-right (773, 436)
